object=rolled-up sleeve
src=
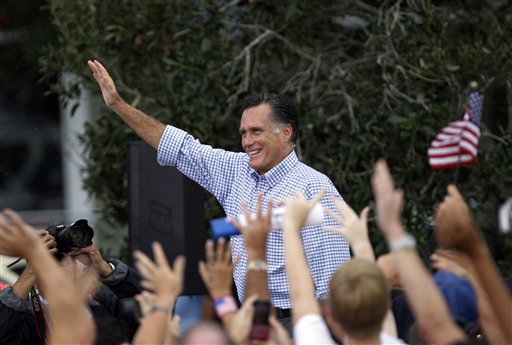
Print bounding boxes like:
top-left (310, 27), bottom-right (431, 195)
top-left (157, 125), bottom-right (188, 166)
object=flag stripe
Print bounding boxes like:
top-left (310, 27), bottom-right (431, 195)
top-left (427, 91), bottom-right (483, 170)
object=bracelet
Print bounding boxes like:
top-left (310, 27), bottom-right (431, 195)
top-left (213, 295), bottom-right (238, 317)
top-left (389, 233), bottom-right (417, 252)
top-left (247, 260), bottom-right (267, 272)
top-left (148, 304), bottom-right (172, 315)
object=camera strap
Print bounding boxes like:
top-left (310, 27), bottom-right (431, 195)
top-left (30, 287), bottom-right (47, 344)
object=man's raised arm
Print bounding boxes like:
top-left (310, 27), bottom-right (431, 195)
top-left (87, 59), bottom-right (166, 149)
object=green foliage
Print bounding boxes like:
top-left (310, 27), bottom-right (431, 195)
top-left (41, 0), bottom-right (512, 271)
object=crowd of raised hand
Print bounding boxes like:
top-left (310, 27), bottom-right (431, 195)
top-left (1, 159), bottom-right (510, 345)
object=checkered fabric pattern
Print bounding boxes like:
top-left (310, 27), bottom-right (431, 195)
top-left (158, 125), bottom-right (351, 308)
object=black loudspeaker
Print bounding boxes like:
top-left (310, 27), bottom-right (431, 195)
top-left (128, 141), bottom-right (206, 295)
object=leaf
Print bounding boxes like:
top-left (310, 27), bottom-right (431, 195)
top-left (388, 115), bottom-right (408, 124)
top-left (445, 64), bottom-right (460, 71)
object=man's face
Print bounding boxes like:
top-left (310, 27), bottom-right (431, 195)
top-left (239, 104), bottom-right (291, 174)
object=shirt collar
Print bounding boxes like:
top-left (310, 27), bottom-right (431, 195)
top-left (249, 150), bottom-right (299, 188)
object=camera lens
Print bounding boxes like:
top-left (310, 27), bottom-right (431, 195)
top-left (70, 225), bottom-right (87, 244)
top-left (47, 219), bottom-right (94, 252)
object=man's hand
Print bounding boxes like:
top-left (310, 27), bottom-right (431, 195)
top-left (36, 229), bottom-right (58, 256)
top-left (0, 209), bottom-right (42, 258)
top-left (46, 256), bottom-right (99, 345)
top-left (223, 294), bottom-right (258, 344)
top-left (231, 193), bottom-right (272, 258)
top-left (198, 238), bottom-right (234, 299)
top-left (325, 201), bottom-right (372, 256)
top-left (282, 190), bottom-right (325, 231)
top-left (87, 59), bottom-right (122, 108)
top-left (371, 159), bottom-right (404, 243)
top-left (435, 185), bottom-right (483, 255)
top-left (68, 241), bottom-right (113, 277)
top-left (133, 242), bottom-right (185, 306)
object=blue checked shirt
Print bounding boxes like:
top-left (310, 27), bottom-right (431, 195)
top-left (157, 125), bottom-right (351, 308)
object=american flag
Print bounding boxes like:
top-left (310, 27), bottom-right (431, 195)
top-left (428, 91), bottom-right (484, 169)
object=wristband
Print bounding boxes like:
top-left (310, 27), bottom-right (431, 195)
top-left (389, 233), bottom-right (417, 252)
top-left (213, 295), bottom-right (238, 317)
top-left (148, 304), bottom-right (172, 315)
top-left (247, 260), bottom-right (267, 272)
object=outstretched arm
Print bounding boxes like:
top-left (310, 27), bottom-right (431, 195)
top-left (198, 238), bottom-right (241, 337)
top-left (87, 60), bottom-right (166, 149)
top-left (282, 191), bottom-right (325, 323)
top-left (132, 242), bottom-right (185, 345)
top-left (435, 185), bottom-right (512, 343)
top-left (432, 251), bottom-right (508, 344)
top-left (231, 193), bottom-right (273, 302)
top-left (371, 160), bottom-right (466, 345)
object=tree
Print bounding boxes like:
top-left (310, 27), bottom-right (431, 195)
top-left (41, 0), bottom-right (512, 270)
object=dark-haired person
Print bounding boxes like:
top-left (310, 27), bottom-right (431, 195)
top-left (0, 235), bottom-right (141, 345)
top-left (88, 60), bottom-right (350, 325)
top-left (0, 230), bottom-right (56, 345)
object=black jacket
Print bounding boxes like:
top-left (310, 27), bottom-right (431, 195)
top-left (0, 258), bottom-right (141, 345)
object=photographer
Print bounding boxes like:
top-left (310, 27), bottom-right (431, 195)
top-left (0, 220), bottom-right (142, 345)
top-left (0, 230), bottom-right (57, 345)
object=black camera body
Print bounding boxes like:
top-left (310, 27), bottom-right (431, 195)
top-left (46, 219), bottom-right (94, 253)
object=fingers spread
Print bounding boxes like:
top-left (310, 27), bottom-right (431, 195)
top-left (152, 242), bottom-right (170, 269)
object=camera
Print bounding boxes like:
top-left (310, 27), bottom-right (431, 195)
top-left (46, 219), bottom-right (94, 253)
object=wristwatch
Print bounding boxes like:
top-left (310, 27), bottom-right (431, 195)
top-left (389, 233), bottom-right (417, 252)
top-left (247, 259), bottom-right (268, 272)
top-left (107, 260), bottom-right (116, 273)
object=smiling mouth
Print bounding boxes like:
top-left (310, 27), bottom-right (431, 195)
top-left (248, 149), bottom-right (261, 156)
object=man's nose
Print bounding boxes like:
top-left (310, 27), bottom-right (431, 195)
top-left (242, 133), bottom-right (253, 148)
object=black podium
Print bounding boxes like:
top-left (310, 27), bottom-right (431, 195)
top-left (128, 141), bottom-right (206, 295)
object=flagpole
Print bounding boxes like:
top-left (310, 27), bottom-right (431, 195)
top-left (453, 158), bottom-right (461, 184)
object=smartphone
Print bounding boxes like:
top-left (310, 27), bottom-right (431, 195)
top-left (250, 299), bottom-right (271, 341)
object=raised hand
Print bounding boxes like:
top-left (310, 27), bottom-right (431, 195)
top-left (370, 159), bottom-right (404, 243)
top-left (231, 193), bottom-right (272, 255)
top-left (282, 190), bottom-right (325, 231)
top-left (87, 59), bottom-right (121, 108)
top-left (224, 294), bottom-right (259, 344)
top-left (0, 209), bottom-right (42, 258)
top-left (231, 192), bottom-right (272, 301)
top-left (435, 185), bottom-right (482, 255)
top-left (68, 240), bottom-right (113, 277)
top-left (133, 242), bottom-right (185, 306)
top-left (198, 238), bottom-right (234, 299)
top-left (49, 264), bottom-right (99, 345)
top-left (325, 201), bottom-right (372, 259)
top-left (36, 229), bottom-right (58, 256)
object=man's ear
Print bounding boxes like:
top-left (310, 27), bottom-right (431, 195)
top-left (281, 123), bottom-right (293, 142)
